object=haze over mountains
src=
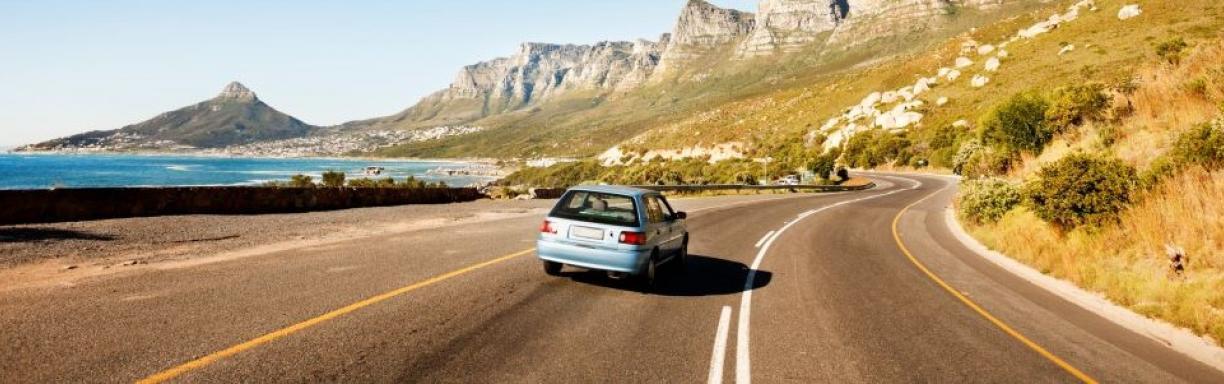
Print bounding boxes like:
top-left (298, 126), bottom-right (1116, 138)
top-left (23, 0), bottom-right (1034, 157)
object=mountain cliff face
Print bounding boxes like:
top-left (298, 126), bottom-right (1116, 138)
top-left (361, 0), bottom-right (1032, 133)
top-left (21, 82), bottom-right (317, 151)
top-left (738, 0), bottom-right (1019, 56)
top-left (357, 39), bottom-right (670, 130)
top-left (657, 0), bottom-right (756, 72)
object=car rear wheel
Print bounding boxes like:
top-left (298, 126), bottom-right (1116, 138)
top-left (543, 260), bottom-right (563, 276)
top-left (673, 239), bottom-right (688, 274)
top-left (638, 254), bottom-right (658, 291)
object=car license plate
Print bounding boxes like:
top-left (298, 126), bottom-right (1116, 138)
top-left (570, 226), bottom-right (604, 241)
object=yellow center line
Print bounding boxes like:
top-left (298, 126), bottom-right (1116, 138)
top-left (137, 248), bottom-right (536, 384)
top-left (890, 186), bottom-right (1098, 384)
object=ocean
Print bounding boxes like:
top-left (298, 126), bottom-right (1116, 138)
top-left (0, 153), bottom-right (497, 190)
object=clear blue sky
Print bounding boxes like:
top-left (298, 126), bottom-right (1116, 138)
top-left (0, 0), bottom-right (757, 147)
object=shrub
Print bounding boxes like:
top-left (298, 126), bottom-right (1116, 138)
top-left (1023, 153), bottom-right (1138, 231)
top-left (1155, 37), bottom-right (1189, 65)
top-left (953, 140), bottom-right (1012, 178)
top-left (809, 152), bottom-right (837, 179)
top-left (843, 130), bottom-right (912, 168)
top-left (1185, 78), bottom-right (1209, 98)
top-left (979, 91), bottom-right (1053, 155)
top-left (321, 170), bottom-right (346, 188)
top-left (1142, 120), bottom-right (1224, 186)
top-left (1045, 83), bottom-right (1112, 133)
top-left (1168, 120), bottom-right (1224, 169)
top-left (958, 178), bottom-right (1022, 224)
top-left (403, 175), bottom-right (428, 188)
top-left (289, 174), bottom-right (315, 188)
top-left (835, 167), bottom-right (850, 181)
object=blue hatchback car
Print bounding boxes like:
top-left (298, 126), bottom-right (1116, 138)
top-left (537, 186), bottom-right (688, 287)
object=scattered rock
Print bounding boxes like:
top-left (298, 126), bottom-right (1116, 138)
top-left (971, 75), bottom-right (990, 88)
top-left (997, 49), bottom-right (1009, 59)
top-left (62, 265), bottom-right (79, 271)
top-left (953, 120), bottom-right (972, 128)
top-left (985, 57), bottom-right (1001, 72)
top-left (1059, 44), bottom-right (1076, 55)
top-left (946, 69), bottom-right (962, 81)
top-left (936, 97), bottom-right (950, 106)
top-left (1118, 4), bottom-right (1142, 20)
top-left (977, 44), bottom-right (996, 55)
top-left (955, 57), bottom-right (974, 69)
top-left (120, 260), bottom-right (146, 267)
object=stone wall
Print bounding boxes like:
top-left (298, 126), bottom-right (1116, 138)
top-left (0, 187), bottom-right (484, 226)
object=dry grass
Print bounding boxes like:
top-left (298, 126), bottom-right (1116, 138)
top-left (1116, 40), bottom-right (1224, 169)
top-left (967, 168), bottom-right (1224, 342)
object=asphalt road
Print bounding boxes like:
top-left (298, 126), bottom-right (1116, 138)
top-left (2, 174), bottom-right (1221, 383)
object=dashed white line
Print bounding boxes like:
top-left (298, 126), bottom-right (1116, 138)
top-left (735, 181), bottom-right (916, 384)
top-left (708, 306), bottom-right (733, 384)
top-left (753, 231), bottom-right (776, 248)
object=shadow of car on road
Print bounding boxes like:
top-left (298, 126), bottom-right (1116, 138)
top-left (556, 254), bottom-right (771, 296)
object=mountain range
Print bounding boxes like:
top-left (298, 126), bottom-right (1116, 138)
top-left (22, 0), bottom-right (1038, 157)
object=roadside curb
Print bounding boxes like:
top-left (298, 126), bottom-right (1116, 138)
top-left (943, 208), bottom-right (1224, 373)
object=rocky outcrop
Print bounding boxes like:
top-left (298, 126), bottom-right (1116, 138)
top-left (737, 0), bottom-right (1020, 57)
top-left (357, 39), bottom-right (669, 130)
top-left (738, 0), bottom-right (843, 57)
top-left (657, 0), bottom-right (755, 72)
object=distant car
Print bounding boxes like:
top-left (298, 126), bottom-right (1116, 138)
top-left (537, 186), bottom-right (688, 288)
top-left (775, 175), bottom-right (801, 185)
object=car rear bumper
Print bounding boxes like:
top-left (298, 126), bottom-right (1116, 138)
top-left (537, 239), bottom-right (649, 274)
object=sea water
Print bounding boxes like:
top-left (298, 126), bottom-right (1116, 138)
top-left (0, 153), bottom-right (497, 190)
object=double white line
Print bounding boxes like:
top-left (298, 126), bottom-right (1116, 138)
top-left (708, 178), bottom-right (919, 384)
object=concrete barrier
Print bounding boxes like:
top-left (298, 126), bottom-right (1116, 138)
top-left (0, 187), bottom-right (483, 226)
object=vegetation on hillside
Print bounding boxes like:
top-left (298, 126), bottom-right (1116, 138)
top-left (503, 0), bottom-right (1224, 342)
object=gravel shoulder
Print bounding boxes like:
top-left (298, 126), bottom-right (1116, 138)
top-left (0, 199), bottom-right (556, 270)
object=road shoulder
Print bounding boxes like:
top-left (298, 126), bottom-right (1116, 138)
top-left (942, 207), bottom-right (1224, 372)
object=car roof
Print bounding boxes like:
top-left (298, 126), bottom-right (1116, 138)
top-left (566, 185), bottom-right (657, 197)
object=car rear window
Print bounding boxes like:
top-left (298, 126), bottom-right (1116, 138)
top-left (551, 191), bottom-right (640, 227)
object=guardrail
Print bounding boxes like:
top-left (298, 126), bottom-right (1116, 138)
top-left (632, 183), bottom-right (876, 193)
top-left (0, 187), bottom-right (483, 226)
top-left (527, 182), bottom-right (876, 199)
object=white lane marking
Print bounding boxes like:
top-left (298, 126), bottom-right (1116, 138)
top-left (754, 231), bottom-right (776, 248)
top-left (735, 181), bottom-right (917, 384)
top-left (708, 306), bottom-right (733, 384)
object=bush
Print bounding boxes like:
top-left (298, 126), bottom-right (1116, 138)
top-left (809, 152), bottom-right (837, 180)
top-left (1155, 37), bottom-right (1189, 65)
top-left (953, 140), bottom-right (1012, 178)
top-left (321, 170), bottom-right (346, 188)
top-left (1142, 120), bottom-right (1224, 186)
top-left (843, 130), bottom-right (912, 168)
top-left (1045, 83), bottom-right (1112, 133)
top-left (1023, 153), bottom-right (1137, 231)
top-left (979, 91), bottom-right (1053, 156)
top-left (835, 167), bottom-right (850, 181)
top-left (289, 174), bottom-right (315, 188)
top-left (958, 178), bottom-right (1022, 224)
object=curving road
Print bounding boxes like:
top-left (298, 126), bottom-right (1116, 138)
top-left (2, 174), bottom-right (1221, 383)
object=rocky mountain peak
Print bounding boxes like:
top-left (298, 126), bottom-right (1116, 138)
top-left (656, 0), bottom-right (756, 73)
top-left (217, 81), bottom-right (257, 102)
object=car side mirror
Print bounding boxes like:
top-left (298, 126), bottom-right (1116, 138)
top-left (674, 212), bottom-right (687, 220)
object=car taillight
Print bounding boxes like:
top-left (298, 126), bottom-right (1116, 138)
top-left (540, 220), bottom-right (557, 234)
top-left (618, 231), bottom-right (646, 245)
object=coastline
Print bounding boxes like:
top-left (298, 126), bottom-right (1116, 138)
top-left (0, 152), bottom-right (508, 190)
top-left (5, 149), bottom-right (503, 165)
